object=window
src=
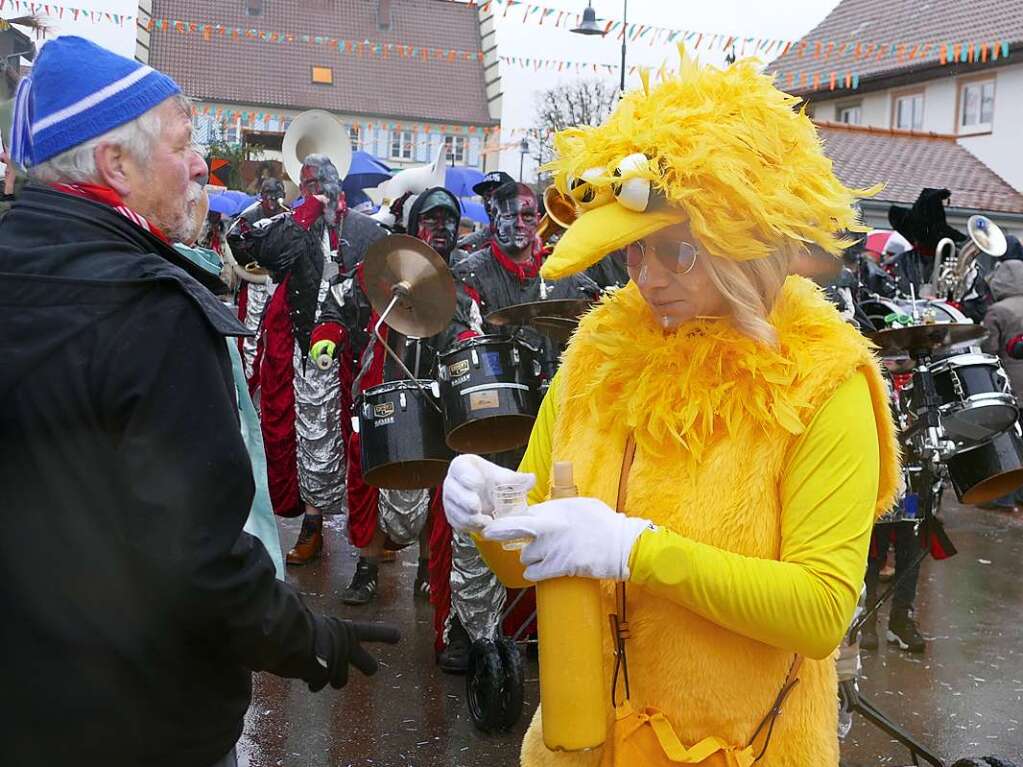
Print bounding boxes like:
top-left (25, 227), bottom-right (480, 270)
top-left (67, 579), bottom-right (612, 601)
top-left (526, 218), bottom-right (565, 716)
top-left (390, 130), bottom-right (414, 160)
top-left (243, 0), bottom-right (263, 16)
top-left (445, 135), bottom-right (466, 164)
top-left (894, 93), bottom-right (924, 130)
top-left (836, 103), bottom-right (862, 125)
top-left (349, 124), bottom-right (361, 151)
top-left (959, 79), bottom-right (995, 133)
top-left (224, 119), bottom-right (240, 144)
top-left (311, 66), bottom-right (333, 85)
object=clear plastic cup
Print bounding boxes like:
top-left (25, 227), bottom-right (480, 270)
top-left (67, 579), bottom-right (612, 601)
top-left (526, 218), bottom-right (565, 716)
top-left (492, 481), bottom-right (530, 551)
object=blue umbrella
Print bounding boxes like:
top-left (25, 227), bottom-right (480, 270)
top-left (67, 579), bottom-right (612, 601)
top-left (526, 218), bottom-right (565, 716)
top-left (343, 151), bottom-right (392, 193)
top-left (446, 166), bottom-right (485, 197)
top-left (459, 196), bottom-right (489, 226)
top-left (208, 190), bottom-right (257, 217)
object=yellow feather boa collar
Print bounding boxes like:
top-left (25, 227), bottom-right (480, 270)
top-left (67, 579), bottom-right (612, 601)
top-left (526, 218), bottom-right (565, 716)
top-left (562, 276), bottom-right (877, 461)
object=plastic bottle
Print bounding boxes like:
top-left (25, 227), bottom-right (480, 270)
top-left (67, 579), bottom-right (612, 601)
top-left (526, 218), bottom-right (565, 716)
top-left (536, 461), bottom-right (607, 751)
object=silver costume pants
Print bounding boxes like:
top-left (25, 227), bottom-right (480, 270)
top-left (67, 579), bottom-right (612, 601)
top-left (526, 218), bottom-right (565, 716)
top-left (450, 530), bottom-right (505, 642)
top-left (378, 489), bottom-right (430, 548)
top-left (293, 341), bottom-right (346, 516)
top-left (240, 281), bottom-right (269, 385)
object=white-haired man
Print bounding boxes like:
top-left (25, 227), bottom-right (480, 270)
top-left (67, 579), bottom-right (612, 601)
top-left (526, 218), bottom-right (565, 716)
top-left (0, 36), bottom-right (398, 767)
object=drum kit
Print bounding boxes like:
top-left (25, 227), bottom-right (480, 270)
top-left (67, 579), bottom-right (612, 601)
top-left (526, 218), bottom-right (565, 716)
top-left (869, 306), bottom-right (1023, 518)
top-left (839, 215), bottom-right (1023, 767)
top-left (354, 234), bottom-right (593, 490)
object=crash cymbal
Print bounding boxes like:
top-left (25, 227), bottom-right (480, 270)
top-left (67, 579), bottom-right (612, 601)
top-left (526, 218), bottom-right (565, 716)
top-left (868, 323), bottom-right (987, 357)
top-left (363, 234), bottom-right (456, 338)
top-left (485, 298), bottom-right (595, 328)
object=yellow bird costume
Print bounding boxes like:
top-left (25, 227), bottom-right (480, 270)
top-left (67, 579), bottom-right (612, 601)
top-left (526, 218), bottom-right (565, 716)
top-left (476, 48), bottom-right (901, 766)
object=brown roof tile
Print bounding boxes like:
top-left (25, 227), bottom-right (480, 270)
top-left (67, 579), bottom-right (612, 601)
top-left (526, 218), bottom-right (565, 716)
top-left (816, 121), bottom-right (1023, 214)
top-left (148, 0), bottom-right (495, 125)
top-left (767, 0), bottom-right (1023, 93)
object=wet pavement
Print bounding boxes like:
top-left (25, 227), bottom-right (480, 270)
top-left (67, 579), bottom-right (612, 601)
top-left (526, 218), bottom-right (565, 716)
top-left (239, 496), bottom-right (1023, 767)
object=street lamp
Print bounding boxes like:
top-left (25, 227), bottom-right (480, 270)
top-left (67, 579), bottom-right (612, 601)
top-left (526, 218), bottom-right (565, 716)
top-left (571, 1), bottom-right (628, 95)
top-left (518, 136), bottom-right (530, 181)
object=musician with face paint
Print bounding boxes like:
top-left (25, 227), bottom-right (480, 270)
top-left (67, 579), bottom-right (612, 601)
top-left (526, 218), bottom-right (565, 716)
top-left (453, 181), bottom-right (599, 381)
top-left (457, 170), bottom-right (515, 255)
top-left (246, 154), bottom-right (388, 565)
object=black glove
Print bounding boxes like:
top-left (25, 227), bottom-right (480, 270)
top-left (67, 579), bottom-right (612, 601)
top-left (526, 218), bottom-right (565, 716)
top-left (306, 616), bottom-right (401, 692)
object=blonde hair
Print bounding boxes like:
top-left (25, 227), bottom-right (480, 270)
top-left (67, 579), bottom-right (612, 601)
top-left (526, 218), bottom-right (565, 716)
top-left (701, 248), bottom-right (793, 347)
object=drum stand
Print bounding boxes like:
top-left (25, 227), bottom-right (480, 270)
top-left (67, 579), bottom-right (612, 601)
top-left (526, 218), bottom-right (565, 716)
top-left (844, 531), bottom-right (946, 767)
top-left (370, 289), bottom-right (443, 413)
top-left (841, 353), bottom-right (952, 767)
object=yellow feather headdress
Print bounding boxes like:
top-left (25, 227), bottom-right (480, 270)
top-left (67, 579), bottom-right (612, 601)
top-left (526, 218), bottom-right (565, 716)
top-left (541, 46), bottom-right (878, 279)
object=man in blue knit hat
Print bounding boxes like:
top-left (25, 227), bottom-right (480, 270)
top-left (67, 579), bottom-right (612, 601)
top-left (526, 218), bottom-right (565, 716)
top-left (0, 37), bottom-right (399, 767)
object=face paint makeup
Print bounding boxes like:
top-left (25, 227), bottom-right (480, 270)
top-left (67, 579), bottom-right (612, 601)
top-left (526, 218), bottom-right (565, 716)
top-left (416, 207), bottom-right (458, 258)
top-left (493, 192), bottom-right (538, 256)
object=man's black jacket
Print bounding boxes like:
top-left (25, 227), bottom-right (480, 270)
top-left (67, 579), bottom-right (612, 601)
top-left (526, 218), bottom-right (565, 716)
top-left (0, 187), bottom-right (325, 767)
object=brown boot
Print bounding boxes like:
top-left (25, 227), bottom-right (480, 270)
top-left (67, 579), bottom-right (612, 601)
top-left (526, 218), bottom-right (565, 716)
top-left (286, 515), bottom-right (323, 566)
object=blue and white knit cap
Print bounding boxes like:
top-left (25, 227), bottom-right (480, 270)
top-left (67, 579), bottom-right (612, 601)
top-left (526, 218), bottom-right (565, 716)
top-left (9, 36), bottom-right (181, 169)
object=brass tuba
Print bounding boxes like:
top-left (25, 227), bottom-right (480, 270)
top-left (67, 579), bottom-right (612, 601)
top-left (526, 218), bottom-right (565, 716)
top-left (930, 214), bottom-right (1008, 300)
top-left (281, 109), bottom-right (353, 185)
top-left (537, 186), bottom-right (579, 244)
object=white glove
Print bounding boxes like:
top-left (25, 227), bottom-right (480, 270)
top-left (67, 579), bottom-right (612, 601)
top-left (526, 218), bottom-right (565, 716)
top-left (482, 497), bottom-right (654, 581)
top-left (442, 454), bottom-right (536, 534)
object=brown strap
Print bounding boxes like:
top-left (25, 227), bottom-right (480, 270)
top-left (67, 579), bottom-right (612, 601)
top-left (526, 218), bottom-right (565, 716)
top-left (747, 653), bottom-right (803, 761)
top-left (610, 435), bottom-right (637, 705)
top-left (615, 434), bottom-right (637, 514)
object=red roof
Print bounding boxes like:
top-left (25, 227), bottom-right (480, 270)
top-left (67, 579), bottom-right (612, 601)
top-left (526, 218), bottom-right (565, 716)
top-left (767, 0), bottom-right (1023, 94)
top-left (148, 0), bottom-right (495, 125)
top-left (817, 121), bottom-right (1023, 214)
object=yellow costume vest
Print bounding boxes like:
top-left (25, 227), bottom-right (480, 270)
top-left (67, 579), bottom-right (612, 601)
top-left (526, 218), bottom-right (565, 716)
top-left (519, 276), bottom-right (901, 767)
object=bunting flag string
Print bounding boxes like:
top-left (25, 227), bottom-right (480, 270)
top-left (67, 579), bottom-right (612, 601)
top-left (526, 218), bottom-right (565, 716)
top-left (473, 0), bottom-right (1014, 65)
top-left (0, 0), bottom-right (132, 25)
top-left (194, 103), bottom-right (502, 140)
top-left (146, 17), bottom-right (485, 63)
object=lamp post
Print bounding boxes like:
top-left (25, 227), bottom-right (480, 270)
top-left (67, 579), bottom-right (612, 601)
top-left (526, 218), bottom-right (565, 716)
top-left (571, 0), bottom-right (628, 95)
top-left (518, 136), bottom-right (530, 182)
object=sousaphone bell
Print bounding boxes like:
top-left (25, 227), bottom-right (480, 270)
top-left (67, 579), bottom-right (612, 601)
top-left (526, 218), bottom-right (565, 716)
top-left (281, 109), bottom-right (353, 185)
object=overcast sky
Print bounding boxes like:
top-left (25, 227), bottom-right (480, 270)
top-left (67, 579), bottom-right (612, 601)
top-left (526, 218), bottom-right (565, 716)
top-left (32, 0), bottom-right (842, 179)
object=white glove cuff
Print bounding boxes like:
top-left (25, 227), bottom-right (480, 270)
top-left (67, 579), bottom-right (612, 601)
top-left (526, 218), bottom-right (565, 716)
top-left (620, 517), bottom-right (656, 580)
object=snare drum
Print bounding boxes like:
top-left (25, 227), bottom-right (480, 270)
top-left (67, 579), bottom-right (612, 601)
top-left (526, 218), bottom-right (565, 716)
top-left (857, 295), bottom-right (969, 331)
top-left (910, 354), bottom-right (1018, 443)
top-left (358, 379), bottom-right (453, 489)
top-left (945, 422), bottom-right (1023, 505)
top-left (437, 335), bottom-right (541, 454)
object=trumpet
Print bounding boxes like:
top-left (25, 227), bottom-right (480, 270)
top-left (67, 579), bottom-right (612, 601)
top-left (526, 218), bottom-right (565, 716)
top-left (536, 186), bottom-right (579, 244)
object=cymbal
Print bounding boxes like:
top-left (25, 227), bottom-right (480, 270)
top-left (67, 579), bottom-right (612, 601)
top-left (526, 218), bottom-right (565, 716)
top-left (533, 317), bottom-right (578, 343)
top-left (363, 234), bottom-right (456, 338)
top-left (485, 298), bottom-right (595, 328)
top-left (868, 322), bottom-right (987, 356)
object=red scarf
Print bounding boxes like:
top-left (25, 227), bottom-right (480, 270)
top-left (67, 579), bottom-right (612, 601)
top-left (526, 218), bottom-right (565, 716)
top-left (490, 238), bottom-right (543, 283)
top-left (51, 182), bottom-right (171, 244)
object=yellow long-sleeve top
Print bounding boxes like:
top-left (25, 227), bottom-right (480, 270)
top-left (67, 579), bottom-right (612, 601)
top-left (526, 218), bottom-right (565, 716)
top-left (477, 368), bottom-right (879, 660)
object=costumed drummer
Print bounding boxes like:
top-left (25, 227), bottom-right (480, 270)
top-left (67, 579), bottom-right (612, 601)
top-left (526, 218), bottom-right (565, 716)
top-left (443, 49), bottom-right (901, 766)
top-left (309, 187), bottom-right (500, 680)
top-left (246, 155), bottom-right (386, 564)
top-left (452, 180), bottom-right (599, 383)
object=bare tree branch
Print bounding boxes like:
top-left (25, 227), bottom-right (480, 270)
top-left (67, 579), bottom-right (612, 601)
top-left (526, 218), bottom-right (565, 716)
top-left (530, 79), bottom-right (618, 183)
